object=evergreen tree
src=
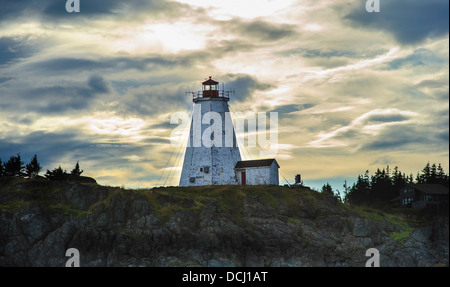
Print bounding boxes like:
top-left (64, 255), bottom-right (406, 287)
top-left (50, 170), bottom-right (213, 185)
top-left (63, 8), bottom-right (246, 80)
top-left (25, 154), bottom-right (42, 178)
top-left (370, 166), bottom-right (394, 202)
top-left (3, 153), bottom-right (25, 177)
top-left (392, 166), bottom-right (407, 191)
top-left (0, 158), bottom-right (3, 176)
top-left (345, 171), bottom-right (370, 205)
top-left (416, 162), bottom-right (448, 185)
top-left (408, 174), bottom-right (414, 184)
top-left (70, 161), bottom-right (83, 176)
top-left (429, 163), bottom-right (438, 184)
top-left (321, 183), bottom-right (334, 197)
top-left (418, 162), bottom-right (431, 183)
top-left (436, 164), bottom-right (449, 187)
top-left (45, 166), bottom-right (67, 180)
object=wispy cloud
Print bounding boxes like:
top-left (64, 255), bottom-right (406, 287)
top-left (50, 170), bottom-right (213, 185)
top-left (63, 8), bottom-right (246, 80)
top-left (0, 0), bottom-right (448, 189)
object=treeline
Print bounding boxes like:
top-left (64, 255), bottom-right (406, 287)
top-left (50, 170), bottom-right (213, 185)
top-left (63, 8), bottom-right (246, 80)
top-left (0, 153), bottom-right (83, 180)
top-left (322, 162), bottom-right (449, 207)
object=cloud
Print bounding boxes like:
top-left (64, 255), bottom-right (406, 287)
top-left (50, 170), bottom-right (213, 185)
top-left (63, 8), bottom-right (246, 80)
top-left (308, 108), bottom-right (417, 148)
top-left (88, 76), bottom-right (110, 93)
top-left (117, 83), bottom-right (192, 117)
top-left (0, 129), bottom-right (155, 173)
top-left (29, 55), bottom-right (196, 74)
top-left (220, 74), bottom-right (274, 102)
top-left (0, 36), bottom-right (35, 65)
top-left (270, 104), bottom-right (316, 119)
top-left (216, 18), bottom-right (298, 42)
top-left (345, 0), bottom-right (449, 45)
top-left (0, 0), bottom-right (193, 22)
top-left (360, 123), bottom-right (448, 152)
top-left (0, 75), bottom-right (111, 114)
top-left (384, 48), bottom-right (444, 70)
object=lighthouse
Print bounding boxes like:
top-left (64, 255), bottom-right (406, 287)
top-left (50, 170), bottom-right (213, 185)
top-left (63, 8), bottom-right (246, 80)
top-left (179, 77), bottom-right (242, 186)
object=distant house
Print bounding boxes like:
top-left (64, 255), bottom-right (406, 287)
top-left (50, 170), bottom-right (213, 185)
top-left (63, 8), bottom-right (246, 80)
top-left (391, 184), bottom-right (449, 208)
top-left (235, 159), bottom-right (279, 186)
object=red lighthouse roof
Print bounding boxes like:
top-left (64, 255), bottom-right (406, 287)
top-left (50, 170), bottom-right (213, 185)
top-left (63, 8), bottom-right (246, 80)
top-left (202, 76), bottom-right (219, 86)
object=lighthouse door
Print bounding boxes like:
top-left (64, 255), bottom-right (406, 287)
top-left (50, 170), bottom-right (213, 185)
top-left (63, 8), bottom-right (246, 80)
top-left (241, 171), bottom-right (246, 185)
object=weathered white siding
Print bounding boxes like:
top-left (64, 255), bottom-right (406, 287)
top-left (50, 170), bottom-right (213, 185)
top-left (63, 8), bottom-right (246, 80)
top-left (179, 97), bottom-right (242, 186)
top-left (235, 161), bottom-right (279, 185)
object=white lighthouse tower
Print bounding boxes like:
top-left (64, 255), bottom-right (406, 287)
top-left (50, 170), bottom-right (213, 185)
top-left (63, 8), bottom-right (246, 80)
top-left (179, 77), bottom-right (242, 186)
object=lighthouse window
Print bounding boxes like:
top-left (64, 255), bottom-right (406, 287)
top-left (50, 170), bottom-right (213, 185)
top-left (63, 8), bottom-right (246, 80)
top-left (200, 168), bottom-right (203, 172)
top-left (189, 177), bottom-right (195, 183)
top-left (204, 166), bottom-right (209, 173)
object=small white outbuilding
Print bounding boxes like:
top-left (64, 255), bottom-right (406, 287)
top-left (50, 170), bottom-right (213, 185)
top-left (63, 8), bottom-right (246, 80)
top-left (235, 159), bottom-right (280, 186)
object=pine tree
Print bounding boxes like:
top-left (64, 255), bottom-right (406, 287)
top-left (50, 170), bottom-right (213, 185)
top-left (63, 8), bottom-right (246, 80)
top-left (418, 162), bottom-right (431, 183)
top-left (321, 183), bottom-right (334, 197)
top-left (392, 166), bottom-right (407, 191)
top-left (70, 161), bottom-right (83, 176)
top-left (436, 163), bottom-right (449, 187)
top-left (429, 163), bottom-right (438, 184)
top-left (345, 171), bottom-right (370, 205)
top-left (371, 167), bottom-right (394, 202)
top-left (408, 174), bottom-right (414, 184)
top-left (25, 154), bottom-right (42, 178)
top-left (3, 153), bottom-right (25, 177)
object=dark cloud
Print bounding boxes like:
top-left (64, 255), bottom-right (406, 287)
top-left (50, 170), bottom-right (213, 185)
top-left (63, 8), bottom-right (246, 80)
top-left (0, 0), bottom-right (41, 21)
top-left (0, 130), bottom-right (87, 169)
top-left (26, 48), bottom-right (231, 77)
top-left (0, 0), bottom-right (192, 22)
top-left (0, 78), bottom-right (13, 85)
top-left (270, 104), bottom-right (316, 119)
top-left (217, 19), bottom-right (298, 42)
top-left (31, 56), bottom-right (188, 73)
top-left (303, 49), bottom-right (356, 59)
top-left (118, 84), bottom-right (192, 116)
top-left (0, 75), bottom-right (110, 114)
top-left (220, 74), bottom-right (274, 102)
top-left (88, 75), bottom-right (110, 93)
top-left (345, 0), bottom-right (449, 45)
top-left (0, 130), bottom-right (153, 172)
top-left (415, 78), bottom-right (449, 90)
top-left (365, 114), bottom-right (411, 123)
top-left (0, 37), bottom-right (34, 65)
top-left (385, 48), bottom-right (443, 70)
top-left (359, 124), bottom-right (449, 152)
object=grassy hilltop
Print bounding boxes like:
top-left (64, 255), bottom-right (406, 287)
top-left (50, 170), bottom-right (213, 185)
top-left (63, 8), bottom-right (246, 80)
top-left (0, 176), bottom-right (448, 267)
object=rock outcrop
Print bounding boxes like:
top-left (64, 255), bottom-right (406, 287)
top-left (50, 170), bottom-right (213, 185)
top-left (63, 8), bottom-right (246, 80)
top-left (0, 177), bottom-right (448, 267)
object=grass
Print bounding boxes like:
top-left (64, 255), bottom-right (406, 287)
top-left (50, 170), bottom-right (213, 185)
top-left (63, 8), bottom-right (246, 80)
top-left (44, 203), bottom-right (92, 217)
top-left (0, 200), bottom-right (31, 213)
top-left (287, 217), bottom-right (299, 225)
top-left (301, 189), bottom-right (319, 207)
top-left (342, 203), bottom-right (418, 243)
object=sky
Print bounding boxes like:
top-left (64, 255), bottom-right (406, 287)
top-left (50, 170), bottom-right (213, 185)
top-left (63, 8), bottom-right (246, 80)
top-left (0, 0), bottom-right (448, 192)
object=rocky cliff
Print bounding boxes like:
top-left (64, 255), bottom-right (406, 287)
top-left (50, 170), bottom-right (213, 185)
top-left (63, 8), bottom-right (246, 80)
top-left (0, 177), bottom-right (448, 267)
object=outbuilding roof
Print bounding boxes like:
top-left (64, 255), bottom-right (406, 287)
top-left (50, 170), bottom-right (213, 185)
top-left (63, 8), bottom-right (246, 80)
top-left (235, 159), bottom-right (279, 169)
